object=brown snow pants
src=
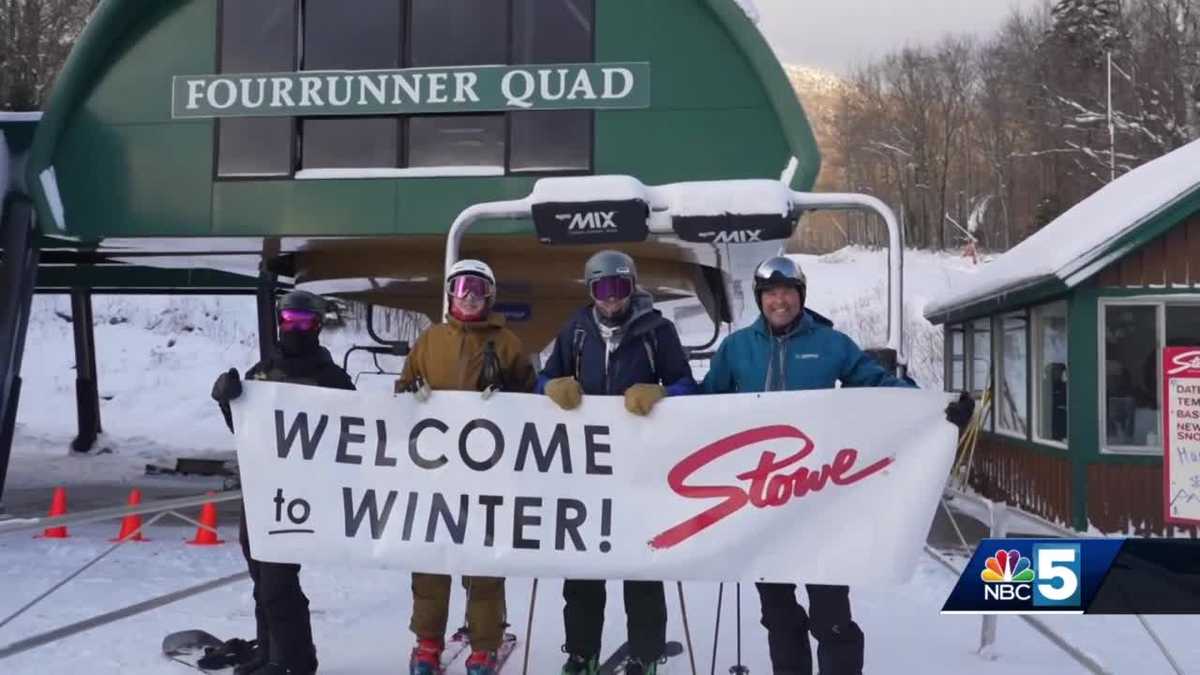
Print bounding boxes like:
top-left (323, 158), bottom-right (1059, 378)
top-left (410, 573), bottom-right (506, 651)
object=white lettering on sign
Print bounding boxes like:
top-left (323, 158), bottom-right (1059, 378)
top-left (711, 229), bottom-right (764, 244)
top-left (454, 72), bottom-right (480, 103)
top-left (1165, 346), bottom-right (1200, 525)
top-left (558, 212), bottom-right (618, 231)
top-left (270, 77), bottom-right (296, 107)
top-left (502, 70), bottom-right (536, 109)
top-left (186, 79), bottom-right (206, 110)
top-left (603, 67), bottom-right (635, 99)
top-left (1168, 350), bottom-right (1200, 376)
top-left (208, 79), bottom-right (237, 109)
top-left (358, 74), bottom-right (388, 106)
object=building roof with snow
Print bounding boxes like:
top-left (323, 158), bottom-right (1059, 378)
top-left (925, 138), bottom-right (1200, 324)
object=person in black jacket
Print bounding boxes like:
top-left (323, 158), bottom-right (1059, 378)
top-left (537, 250), bottom-right (697, 675)
top-left (209, 290), bottom-right (354, 675)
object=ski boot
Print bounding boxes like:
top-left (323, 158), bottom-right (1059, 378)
top-left (464, 649), bottom-right (499, 675)
top-left (623, 657), bottom-right (658, 675)
top-left (561, 652), bottom-right (598, 674)
top-left (409, 638), bottom-right (444, 675)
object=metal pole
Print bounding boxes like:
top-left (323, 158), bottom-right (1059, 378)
top-left (442, 199), bottom-right (532, 319)
top-left (1107, 51), bottom-right (1116, 183)
top-left (709, 583), bottom-right (723, 675)
top-left (789, 192), bottom-right (905, 361)
top-left (70, 287), bottom-right (101, 452)
top-left (0, 196), bottom-right (38, 508)
top-left (521, 578), bottom-right (538, 675)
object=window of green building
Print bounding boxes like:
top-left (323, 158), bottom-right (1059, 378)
top-left (217, 0), bottom-right (595, 178)
top-left (1103, 300), bottom-right (1200, 453)
top-left (948, 324), bottom-right (965, 391)
top-left (216, 1), bottom-right (296, 177)
top-left (300, 0), bottom-right (402, 170)
top-left (1033, 301), bottom-right (1068, 445)
top-left (996, 312), bottom-right (1029, 438)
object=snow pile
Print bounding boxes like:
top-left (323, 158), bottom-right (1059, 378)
top-left (658, 179), bottom-right (791, 217)
top-left (927, 137), bottom-right (1200, 317)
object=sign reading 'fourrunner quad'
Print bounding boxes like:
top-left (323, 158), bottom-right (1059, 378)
top-left (172, 62), bottom-right (650, 119)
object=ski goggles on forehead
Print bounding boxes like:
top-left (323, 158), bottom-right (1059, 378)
top-left (447, 274), bottom-right (495, 299)
top-left (754, 257), bottom-right (803, 283)
top-left (278, 308), bottom-right (321, 332)
top-left (589, 275), bottom-right (634, 302)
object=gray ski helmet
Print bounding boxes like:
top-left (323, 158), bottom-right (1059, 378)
top-left (584, 250), bottom-right (637, 285)
top-left (278, 290), bottom-right (326, 318)
top-left (752, 256), bottom-right (806, 309)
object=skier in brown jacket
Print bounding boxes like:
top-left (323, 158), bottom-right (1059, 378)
top-left (396, 258), bottom-right (535, 675)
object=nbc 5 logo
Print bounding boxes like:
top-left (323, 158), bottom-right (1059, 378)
top-left (980, 544), bottom-right (1081, 607)
top-left (1032, 543), bottom-right (1081, 607)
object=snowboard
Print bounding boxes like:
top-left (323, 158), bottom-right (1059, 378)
top-left (597, 640), bottom-right (684, 674)
top-left (162, 629), bottom-right (230, 671)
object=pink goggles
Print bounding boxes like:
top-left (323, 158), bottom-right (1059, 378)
top-left (447, 274), bottom-right (495, 299)
top-left (589, 275), bottom-right (634, 302)
top-left (278, 308), bottom-right (321, 332)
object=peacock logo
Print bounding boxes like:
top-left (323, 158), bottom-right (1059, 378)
top-left (981, 549), bottom-right (1035, 583)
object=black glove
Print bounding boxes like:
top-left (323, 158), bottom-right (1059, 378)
top-left (211, 368), bottom-right (243, 404)
top-left (945, 391), bottom-right (975, 429)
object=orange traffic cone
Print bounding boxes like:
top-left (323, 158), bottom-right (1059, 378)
top-left (38, 486), bottom-right (69, 539)
top-left (187, 497), bottom-right (224, 546)
top-left (112, 488), bottom-right (147, 542)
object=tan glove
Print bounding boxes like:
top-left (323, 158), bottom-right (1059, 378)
top-left (545, 377), bottom-right (583, 410)
top-left (624, 383), bottom-right (666, 416)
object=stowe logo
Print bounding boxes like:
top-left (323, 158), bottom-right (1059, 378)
top-left (649, 425), bottom-right (893, 549)
top-left (1167, 350), bottom-right (1200, 376)
top-left (557, 211), bottom-right (618, 231)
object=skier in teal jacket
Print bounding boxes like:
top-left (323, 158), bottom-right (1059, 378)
top-left (703, 256), bottom-right (973, 675)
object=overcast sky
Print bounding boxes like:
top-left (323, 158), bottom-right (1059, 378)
top-left (753, 0), bottom-right (1050, 74)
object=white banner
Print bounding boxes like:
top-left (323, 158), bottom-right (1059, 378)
top-left (233, 381), bottom-right (956, 587)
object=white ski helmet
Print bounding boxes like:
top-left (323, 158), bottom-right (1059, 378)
top-left (446, 259), bottom-right (496, 286)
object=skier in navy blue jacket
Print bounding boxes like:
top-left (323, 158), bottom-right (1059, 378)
top-left (538, 250), bottom-right (697, 675)
top-left (704, 256), bottom-right (974, 675)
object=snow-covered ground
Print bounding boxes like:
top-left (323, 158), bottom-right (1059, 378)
top-left (3, 247), bottom-right (1196, 673)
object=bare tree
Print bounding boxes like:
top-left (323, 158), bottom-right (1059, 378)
top-left (0, 0), bottom-right (98, 110)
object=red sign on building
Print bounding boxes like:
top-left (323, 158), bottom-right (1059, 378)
top-left (1164, 346), bottom-right (1200, 525)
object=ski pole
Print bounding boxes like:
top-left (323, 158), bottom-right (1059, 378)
top-left (521, 578), bottom-right (538, 675)
top-left (730, 582), bottom-right (748, 674)
top-left (676, 581), bottom-right (698, 675)
top-left (709, 583), bottom-right (723, 675)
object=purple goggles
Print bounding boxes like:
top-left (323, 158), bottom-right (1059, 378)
top-left (447, 274), bottom-right (495, 299)
top-left (589, 275), bottom-right (634, 302)
top-left (278, 308), bottom-right (321, 332)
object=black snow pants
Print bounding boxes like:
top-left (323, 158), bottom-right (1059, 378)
top-left (756, 583), bottom-right (864, 675)
top-left (563, 578), bottom-right (667, 662)
top-left (238, 509), bottom-right (317, 671)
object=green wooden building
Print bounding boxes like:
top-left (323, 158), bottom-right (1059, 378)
top-left (1, 0), bottom-right (832, 502)
top-left (926, 139), bottom-right (1200, 534)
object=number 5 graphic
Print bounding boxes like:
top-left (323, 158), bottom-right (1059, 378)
top-left (1034, 544), bottom-right (1081, 607)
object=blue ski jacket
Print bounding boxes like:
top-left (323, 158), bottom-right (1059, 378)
top-left (536, 293), bottom-right (697, 397)
top-left (702, 311), bottom-right (915, 394)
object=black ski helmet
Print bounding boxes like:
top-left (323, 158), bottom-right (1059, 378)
top-left (278, 290), bottom-right (327, 319)
top-left (752, 256), bottom-right (806, 309)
